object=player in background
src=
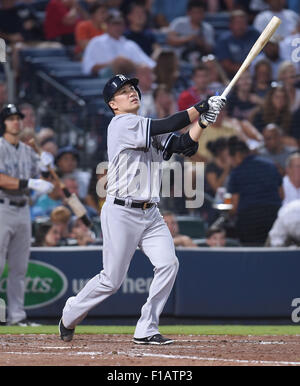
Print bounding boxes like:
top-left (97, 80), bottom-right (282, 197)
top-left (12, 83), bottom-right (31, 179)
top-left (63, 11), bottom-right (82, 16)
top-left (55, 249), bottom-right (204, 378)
top-left (59, 75), bottom-right (226, 344)
top-left (0, 104), bottom-right (54, 326)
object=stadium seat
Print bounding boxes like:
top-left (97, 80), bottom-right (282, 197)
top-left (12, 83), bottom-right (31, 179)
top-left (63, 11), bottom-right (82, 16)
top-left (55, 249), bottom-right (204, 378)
top-left (176, 216), bottom-right (207, 239)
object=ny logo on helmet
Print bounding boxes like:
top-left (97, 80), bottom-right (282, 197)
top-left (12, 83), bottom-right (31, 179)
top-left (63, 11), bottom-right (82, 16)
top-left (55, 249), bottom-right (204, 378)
top-left (118, 75), bottom-right (127, 81)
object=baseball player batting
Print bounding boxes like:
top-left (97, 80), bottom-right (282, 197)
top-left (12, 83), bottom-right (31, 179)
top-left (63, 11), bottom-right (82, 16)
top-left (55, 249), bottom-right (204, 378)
top-left (59, 75), bottom-right (225, 344)
top-left (0, 104), bottom-right (54, 326)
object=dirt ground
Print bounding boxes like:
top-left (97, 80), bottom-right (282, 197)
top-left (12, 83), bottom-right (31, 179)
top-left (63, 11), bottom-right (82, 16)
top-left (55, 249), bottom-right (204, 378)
top-left (0, 334), bottom-right (300, 366)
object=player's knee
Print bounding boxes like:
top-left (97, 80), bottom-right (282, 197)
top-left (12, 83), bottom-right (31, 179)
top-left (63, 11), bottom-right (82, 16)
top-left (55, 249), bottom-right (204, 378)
top-left (162, 257), bottom-right (179, 274)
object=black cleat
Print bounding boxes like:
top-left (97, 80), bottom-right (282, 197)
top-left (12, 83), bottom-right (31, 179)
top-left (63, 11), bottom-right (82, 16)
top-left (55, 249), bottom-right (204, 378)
top-left (133, 334), bottom-right (173, 345)
top-left (59, 318), bottom-right (75, 342)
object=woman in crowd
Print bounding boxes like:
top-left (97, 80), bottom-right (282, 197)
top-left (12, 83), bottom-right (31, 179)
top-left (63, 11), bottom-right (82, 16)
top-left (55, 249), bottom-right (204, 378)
top-left (227, 70), bottom-right (263, 121)
top-left (252, 59), bottom-right (272, 98)
top-left (277, 61), bottom-right (300, 113)
top-left (250, 84), bottom-right (299, 146)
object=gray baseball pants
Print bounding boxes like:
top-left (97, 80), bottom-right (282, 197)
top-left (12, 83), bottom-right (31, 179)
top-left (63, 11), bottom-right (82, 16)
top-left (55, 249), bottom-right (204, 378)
top-left (62, 196), bottom-right (179, 338)
top-left (0, 200), bottom-right (31, 324)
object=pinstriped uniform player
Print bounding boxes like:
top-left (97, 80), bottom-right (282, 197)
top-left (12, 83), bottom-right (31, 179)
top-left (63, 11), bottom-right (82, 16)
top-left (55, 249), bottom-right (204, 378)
top-left (0, 104), bottom-right (54, 326)
top-left (59, 75), bottom-right (226, 344)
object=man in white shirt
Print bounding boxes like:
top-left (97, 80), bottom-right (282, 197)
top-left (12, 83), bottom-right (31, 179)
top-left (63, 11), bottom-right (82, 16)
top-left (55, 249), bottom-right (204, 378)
top-left (253, 0), bottom-right (299, 41)
top-left (279, 20), bottom-right (300, 74)
top-left (282, 152), bottom-right (300, 207)
top-left (167, 0), bottom-right (215, 63)
top-left (268, 199), bottom-right (300, 246)
top-left (82, 10), bottom-right (156, 76)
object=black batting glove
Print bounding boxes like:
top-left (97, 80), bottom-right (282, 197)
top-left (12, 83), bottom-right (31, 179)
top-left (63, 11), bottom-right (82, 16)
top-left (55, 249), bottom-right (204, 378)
top-left (194, 99), bottom-right (209, 114)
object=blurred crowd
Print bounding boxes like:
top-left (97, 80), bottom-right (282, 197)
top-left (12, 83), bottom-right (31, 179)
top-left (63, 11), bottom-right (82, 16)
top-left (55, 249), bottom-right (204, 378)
top-left (0, 0), bottom-right (299, 247)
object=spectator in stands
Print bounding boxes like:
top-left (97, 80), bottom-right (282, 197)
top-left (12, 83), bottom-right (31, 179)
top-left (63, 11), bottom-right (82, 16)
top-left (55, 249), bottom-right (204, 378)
top-left (279, 19), bottom-right (300, 75)
top-left (205, 227), bottom-right (227, 247)
top-left (215, 9), bottom-right (260, 78)
top-left (0, 80), bottom-right (8, 106)
top-left (268, 199), bottom-right (300, 247)
top-left (207, 0), bottom-right (235, 12)
top-left (19, 103), bottom-right (40, 132)
top-left (85, 164), bottom-right (107, 214)
top-left (257, 123), bottom-right (297, 174)
top-left (205, 137), bottom-right (231, 197)
top-left (75, 0), bottom-right (108, 56)
top-left (31, 178), bottom-right (64, 219)
top-left (163, 211), bottom-right (197, 248)
top-left (50, 205), bottom-right (72, 240)
top-left (36, 127), bottom-right (56, 145)
top-left (177, 64), bottom-right (210, 113)
top-left (69, 217), bottom-right (96, 246)
top-left (151, 0), bottom-right (188, 28)
top-left (61, 173), bottom-right (98, 218)
top-left (192, 107), bottom-right (263, 162)
top-left (18, 127), bottom-right (37, 146)
top-left (201, 54), bottom-right (228, 96)
top-left (253, 0), bottom-right (299, 41)
top-left (227, 135), bottom-right (283, 245)
top-left (167, 0), bottom-right (215, 64)
top-left (250, 84), bottom-right (299, 146)
top-left (55, 146), bottom-right (91, 200)
top-left (124, 1), bottom-right (157, 56)
top-left (82, 9), bottom-right (155, 77)
top-left (0, 0), bottom-right (43, 44)
top-left (277, 61), bottom-right (300, 113)
top-left (153, 49), bottom-right (183, 92)
top-left (251, 35), bottom-right (282, 79)
top-left (44, 0), bottom-right (88, 45)
top-left (135, 65), bottom-right (156, 117)
top-left (33, 220), bottom-right (64, 247)
top-left (227, 70), bottom-right (263, 121)
top-left (40, 137), bottom-right (58, 157)
top-left (282, 152), bottom-right (300, 207)
top-left (152, 84), bottom-right (177, 119)
top-left (252, 59), bottom-right (272, 98)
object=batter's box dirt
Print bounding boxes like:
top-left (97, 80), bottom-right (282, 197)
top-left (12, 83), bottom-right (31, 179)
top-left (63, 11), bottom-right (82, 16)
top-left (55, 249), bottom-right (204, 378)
top-left (0, 334), bottom-right (300, 366)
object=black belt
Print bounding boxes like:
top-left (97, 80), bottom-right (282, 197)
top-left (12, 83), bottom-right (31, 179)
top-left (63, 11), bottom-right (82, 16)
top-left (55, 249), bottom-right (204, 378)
top-left (0, 198), bottom-right (27, 207)
top-left (114, 198), bottom-right (155, 210)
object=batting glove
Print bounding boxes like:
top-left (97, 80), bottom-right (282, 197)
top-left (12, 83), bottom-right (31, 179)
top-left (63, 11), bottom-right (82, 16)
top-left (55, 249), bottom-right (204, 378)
top-left (40, 151), bottom-right (54, 171)
top-left (208, 96), bottom-right (226, 112)
top-left (200, 111), bottom-right (219, 126)
top-left (28, 178), bottom-right (54, 194)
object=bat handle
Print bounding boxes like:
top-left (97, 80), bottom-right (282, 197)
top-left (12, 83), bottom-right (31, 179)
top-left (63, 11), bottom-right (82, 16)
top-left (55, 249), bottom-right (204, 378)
top-left (199, 117), bottom-right (209, 129)
top-left (81, 214), bottom-right (92, 228)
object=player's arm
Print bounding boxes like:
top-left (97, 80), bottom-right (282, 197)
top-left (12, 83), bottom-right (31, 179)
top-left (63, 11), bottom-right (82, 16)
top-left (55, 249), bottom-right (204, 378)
top-left (0, 173), bottom-right (21, 190)
top-left (151, 96), bottom-right (226, 136)
top-left (160, 97), bottom-right (227, 160)
top-left (161, 118), bottom-right (205, 160)
top-left (150, 100), bottom-right (209, 136)
top-left (0, 173), bottom-right (54, 193)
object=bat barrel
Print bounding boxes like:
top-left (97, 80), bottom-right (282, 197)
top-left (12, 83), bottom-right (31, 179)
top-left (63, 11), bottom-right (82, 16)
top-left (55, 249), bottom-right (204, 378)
top-left (221, 16), bottom-right (281, 99)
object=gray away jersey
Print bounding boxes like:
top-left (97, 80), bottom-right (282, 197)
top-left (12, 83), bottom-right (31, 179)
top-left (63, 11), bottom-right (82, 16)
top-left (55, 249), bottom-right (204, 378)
top-left (106, 113), bottom-right (174, 202)
top-left (0, 137), bottom-right (40, 199)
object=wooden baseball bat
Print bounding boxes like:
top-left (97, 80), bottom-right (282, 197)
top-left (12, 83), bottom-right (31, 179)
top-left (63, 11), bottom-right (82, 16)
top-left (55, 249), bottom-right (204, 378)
top-left (28, 138), bottom-right (92, 228)
top-left (200, 16), bottom-right (282, 128)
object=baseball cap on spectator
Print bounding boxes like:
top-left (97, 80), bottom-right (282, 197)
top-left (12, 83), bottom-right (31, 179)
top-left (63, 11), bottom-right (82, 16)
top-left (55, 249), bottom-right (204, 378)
top-left (55, 146), bottom-right (80, 165)
top-left (107, 9), bottom-right (125, 24)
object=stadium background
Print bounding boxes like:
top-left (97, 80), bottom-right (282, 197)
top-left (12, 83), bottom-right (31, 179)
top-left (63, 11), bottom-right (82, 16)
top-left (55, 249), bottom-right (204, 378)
top-left (0, 0), bottom-right (300, 326)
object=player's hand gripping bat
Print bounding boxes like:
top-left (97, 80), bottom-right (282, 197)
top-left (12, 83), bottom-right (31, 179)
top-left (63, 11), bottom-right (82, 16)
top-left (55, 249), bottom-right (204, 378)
top-left (28, 139), bottom-right (92, 228)
top-left (199, 16), bottom-right (282, 128)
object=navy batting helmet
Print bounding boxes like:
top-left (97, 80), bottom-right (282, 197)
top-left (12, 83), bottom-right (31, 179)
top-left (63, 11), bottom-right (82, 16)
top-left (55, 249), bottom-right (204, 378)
top-left (103, 74), bottom-right (141, 107)
top-left (0, 104), bottom-right (25, 135)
